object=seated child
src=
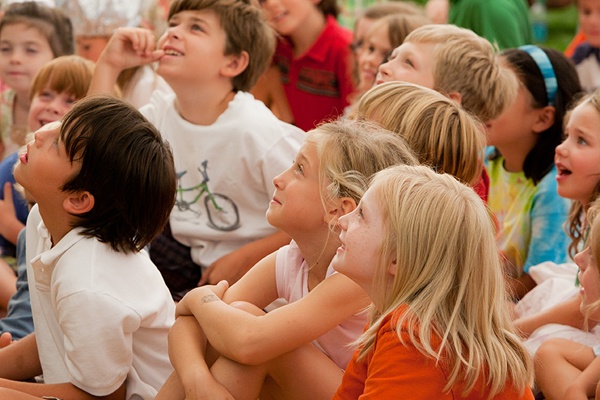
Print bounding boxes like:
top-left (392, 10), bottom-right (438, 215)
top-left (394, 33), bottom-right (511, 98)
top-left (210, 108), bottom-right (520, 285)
top-left (155, 119), bottom-right (417, 400)
top-left (0, 95), bottom-right (176, 400)
top-left (570, 0), bottom-right (600, 92)
top-left (535, 201), bottom-right (600, 399)
top-left (0, 1), bottom-right (74, 158)
top-left (89, 0), bottom-right (304, 296)
top-left (355, 81), bottom-right (485, 191)
top-left (485, 46), bottom-right (581, 299)
top-left (375, 23), bottom-right (519, 201)
top-left (332, 164), bottom-right (534, 399)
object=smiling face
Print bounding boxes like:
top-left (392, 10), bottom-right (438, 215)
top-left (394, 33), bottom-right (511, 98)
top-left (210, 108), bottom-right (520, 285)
top-left (358, 23), bottom-right (392, 91)
top-left (14, 121), bottom-right (79, 206)
top-left (157, 9), bottom-right (230, 86)
top-left (27, 88), bottom-right (77, 132)
top-left (266, 140), bottom-right (326, 236)
top-left (376, 41), bottom-right (436, 89)
top-left (259, 0), bottom-right (319, 38)
top-left (555, 102), bottom-right (600, 206)
top-left (0, 22), bottom-right (54, 95)
top-left (578, 0), bottom-right (600, 47)
top-left (333, 182), bottom-right (388, 297)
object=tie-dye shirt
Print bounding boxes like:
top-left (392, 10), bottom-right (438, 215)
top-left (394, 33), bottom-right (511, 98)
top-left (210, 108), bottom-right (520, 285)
top-left (486, 156), bottom-right (570, 277)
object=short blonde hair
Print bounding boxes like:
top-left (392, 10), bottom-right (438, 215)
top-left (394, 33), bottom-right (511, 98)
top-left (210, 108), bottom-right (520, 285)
top-left (356, 82), bottom-right (485, 185)
top-left (357, 165), bottom-right (533, 397)
top-left (405, 25), bottom-right (518, 122)
top-left (29, 55), bottom-right (94, 102)
top-left (305, 119), bottom-right (418, 208)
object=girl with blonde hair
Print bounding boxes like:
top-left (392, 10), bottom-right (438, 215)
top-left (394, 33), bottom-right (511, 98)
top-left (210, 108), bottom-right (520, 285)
top-left (156, 119), bottom-right (417, 400)
top-left (333, 164), bottom-right (534, 399)
top-left (355, 81), bottom-right (487, 198)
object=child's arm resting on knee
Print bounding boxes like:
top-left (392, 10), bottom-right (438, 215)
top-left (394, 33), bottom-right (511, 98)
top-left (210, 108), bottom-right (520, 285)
top-left (88, 27), bottom-right (164, 97)
top-left (178, 274), bottom-right (370, 365)
top-left (513, 295), bottom-right (586, 337)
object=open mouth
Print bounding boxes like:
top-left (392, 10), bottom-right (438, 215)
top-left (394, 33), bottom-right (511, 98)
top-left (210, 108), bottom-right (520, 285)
top-left (163, 48), bottom-right (183, 56)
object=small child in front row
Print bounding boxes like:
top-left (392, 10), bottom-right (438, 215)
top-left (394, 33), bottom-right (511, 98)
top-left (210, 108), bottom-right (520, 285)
top-left (332, 165), bottom-right (534, 399)
top-left (156, 119), bottom-right (417, 400)
top-left (485, 46), bottom-right (581, 299)
top-left (0, 96), bottom-right (176, 400)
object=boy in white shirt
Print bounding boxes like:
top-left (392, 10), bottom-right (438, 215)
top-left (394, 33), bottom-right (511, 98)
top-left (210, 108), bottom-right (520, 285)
top-left (0, 95), bottom-right (177, 400)
top-left (89, 0), bottom-right (304, 299)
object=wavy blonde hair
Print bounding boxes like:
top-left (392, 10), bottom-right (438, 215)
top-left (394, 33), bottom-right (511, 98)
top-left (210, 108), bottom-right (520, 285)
top-left (306, 119), bottom-right (418, 209)
top-left (358, 165), bottom-right (533, 397)
top-left (356, 81), bottom-right (485, 185)
top-left (405, 24), bottom-right (518, 122)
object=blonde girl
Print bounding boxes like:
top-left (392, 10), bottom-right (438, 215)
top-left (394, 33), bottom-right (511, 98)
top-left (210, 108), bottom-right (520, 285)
top-left (535, 201), bottom-right (600, 399)
top-left (156, 119), bottom-right (417, 400)
top-left (355, 81), bottom-right (486, 197)
top-left (333, 165), bottom-right (534, 399)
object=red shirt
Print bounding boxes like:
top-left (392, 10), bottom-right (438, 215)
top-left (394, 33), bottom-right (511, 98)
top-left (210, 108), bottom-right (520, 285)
top-left (334, 307), bottom-right (534, 400)
top-left (274, 16), bottom-right (355, 131)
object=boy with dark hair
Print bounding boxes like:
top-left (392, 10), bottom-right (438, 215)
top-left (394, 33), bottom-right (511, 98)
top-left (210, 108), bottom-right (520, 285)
top-left (89, 0), bottom-right (303, 298)
top-left (0, 95), bottom-right (177, 400)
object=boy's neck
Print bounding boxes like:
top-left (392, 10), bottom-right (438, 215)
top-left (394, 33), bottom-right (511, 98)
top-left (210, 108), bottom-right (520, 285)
top-left (37, 204), bottom-right (77, 247)
top-left (171, 81), bottom-right (237, 126)
top-left (289, 11), bottom-right (327, 57)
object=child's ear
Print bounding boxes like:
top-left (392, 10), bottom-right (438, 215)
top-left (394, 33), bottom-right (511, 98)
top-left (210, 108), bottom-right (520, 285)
top-left (63, 191), bottom-right (94, 215)
top-left (532, 105), bottom-right (556, 134)
top-left (325, 197), bottom-right (357, 224)
top-left (388, 259), bottom-right (397, 276)
top-left (446, 91), bottom-right (462, 105)
top-left (221, 51), bottom-right (250, 79)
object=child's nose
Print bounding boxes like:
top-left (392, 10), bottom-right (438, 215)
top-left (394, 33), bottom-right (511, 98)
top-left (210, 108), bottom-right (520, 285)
top-left (272, 171), bottom-right (285, 189)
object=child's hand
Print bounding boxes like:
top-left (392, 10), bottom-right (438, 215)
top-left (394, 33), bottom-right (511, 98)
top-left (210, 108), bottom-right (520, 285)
top-left (0, 332), bottom-right (13, 348)
top-left (98, 27), bottom-right (164, 72)
top-left (176, 280), bottom-right (229, 318)
top-left (0, 182), bottom-right (24, 245)
top-left (199, 246), bottom-right (253, 286)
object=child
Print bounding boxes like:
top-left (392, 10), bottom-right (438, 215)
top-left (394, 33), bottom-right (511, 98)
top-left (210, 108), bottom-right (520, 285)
top-left (0, 1), bottom-right (74, 158)
top-left (534, 201), bottom-right (600, 399)
top-left (155, 119), bottom-right (418, 400)
top-left (0, 54), bottom-right (95, 338)
top-left (376, 24), bottom-right (517, 124)
top-left (60, 0), bottom-right (173, 109)
top-left (485, 46), bottom-right (581, 299)
top-left (355, 81), bottom-right (485, 190)
top-left (89, 0), bottom-right (304, 296)
top-left (0, 95), bottom-right (176, 399)
top-left (513, 90), bottom-right (600, 356)
top-left (349, 13), bottom-right (428, 112)
top-left (257, 0), bottom-right (355, 130)
top-left (570, 0), bottom-right (600, 93)
top-left (375, 24), bottom-right (518, 202)
top-left (332, 164), bottom-right (534, 399)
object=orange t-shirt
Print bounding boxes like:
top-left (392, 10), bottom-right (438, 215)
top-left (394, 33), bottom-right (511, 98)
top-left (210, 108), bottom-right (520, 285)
top-left (333, 306), bottom-right (534, 400)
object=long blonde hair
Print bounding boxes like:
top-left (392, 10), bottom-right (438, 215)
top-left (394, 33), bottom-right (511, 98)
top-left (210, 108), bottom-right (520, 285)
top-left (358, 165), bottom-right (533, 397)
top-left (356, 81), bottom-right (486, 185)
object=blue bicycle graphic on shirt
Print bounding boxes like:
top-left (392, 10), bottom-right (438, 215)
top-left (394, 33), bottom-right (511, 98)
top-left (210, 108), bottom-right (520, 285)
top-left (175, 160), bottom-right (240, 232)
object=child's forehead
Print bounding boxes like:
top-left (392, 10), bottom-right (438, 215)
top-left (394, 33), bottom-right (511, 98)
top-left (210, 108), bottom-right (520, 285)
top-left (169, 8), bottom-right (218, 22)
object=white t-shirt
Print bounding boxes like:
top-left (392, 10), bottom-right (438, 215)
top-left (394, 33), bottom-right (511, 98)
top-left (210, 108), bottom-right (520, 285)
top-left (140, 91), bottom-right (304, 268)
top-left (26, 205), bottom-right (175, 399)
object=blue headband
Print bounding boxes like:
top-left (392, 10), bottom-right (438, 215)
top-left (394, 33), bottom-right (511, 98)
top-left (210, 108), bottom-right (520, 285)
top-left (519, 45), bottom-right (558, 106)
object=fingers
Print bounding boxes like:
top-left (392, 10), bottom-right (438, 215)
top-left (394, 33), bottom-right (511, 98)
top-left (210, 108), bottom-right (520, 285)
top-left (0, 332), bottom-right (13, 348)
top-left (3, 182), bottom-right (12, 205)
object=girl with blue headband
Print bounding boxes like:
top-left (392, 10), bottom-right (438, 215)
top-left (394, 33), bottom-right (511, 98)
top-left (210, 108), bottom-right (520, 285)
top-left (485, 45), bottom-right (582, 300)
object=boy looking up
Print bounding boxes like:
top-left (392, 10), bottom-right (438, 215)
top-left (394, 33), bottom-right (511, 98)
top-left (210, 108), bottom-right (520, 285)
top-left (89, 0), bottom-right (304, 299)
top-left (0, 95), bottom-right (177, 400)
